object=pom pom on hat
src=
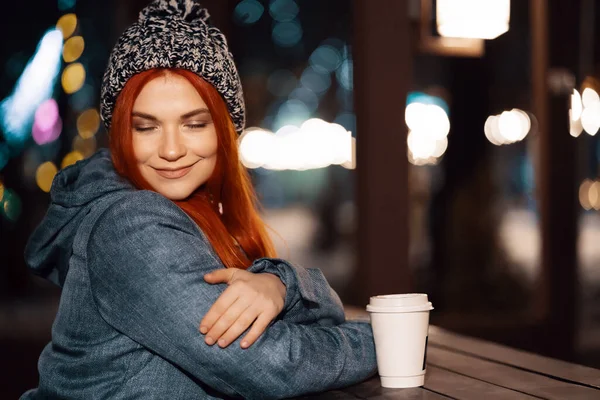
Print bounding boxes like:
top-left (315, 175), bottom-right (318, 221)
top-left (139, 0), bottom-right (211, 24)
top-left (100, 0), bottom-right (246, 133)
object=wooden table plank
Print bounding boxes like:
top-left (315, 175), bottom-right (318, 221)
top-left (295, 375), bottom-right (451, 399)
top-left (424, 365), bottom-right (540, 399)
top-left (427, 346), bottom-right (600, 399)
top-left (428, 326), bottom-right (600, 389)
top-left (337, 375), bottom-right (450, 400)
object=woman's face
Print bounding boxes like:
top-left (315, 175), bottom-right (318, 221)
top-left (131, 74), bottom-right (218, 200)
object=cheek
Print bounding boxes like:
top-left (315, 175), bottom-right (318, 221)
top-left (191, 131), bottom-right (218, 158)
top-left (132, 136), bottom-right (155, 163)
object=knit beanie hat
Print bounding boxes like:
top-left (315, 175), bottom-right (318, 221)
top-left (100, 0), bottom-right (245, 133)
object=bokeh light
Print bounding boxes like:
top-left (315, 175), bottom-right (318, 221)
top-left (582, 88), bottom-right (600, 108)
top-left (62, 63), bottom-right (86, 94)
top-left (405, 103), bottom-right (450, 140)
top-left (580, 179), bottom-right (593, 210)
top-left (32, 117), bottom-right (62, 145)
top-left (570, 89), bottom-right (584, 137)
top-left (73, 135), bottom-right (97, 157)
top-left (437, 0), bottom-right (510, 40)
top-left (272, 21), bottom-right (303, 47)
top-left (58, 0), bottom-right (77, 11)
top-left (240, 119), bottom-right (354, 170)
top-left (36, 161), bottom-right (58, 193)
top-left (405, 94), bottom-right (451, 165)
top-left (571, 89), bottom-right (583, 121)
top-left (300, 67), bottom-right (331, 95)
top-left (485, 109), bottom-right (531, 145)
top-left (1, 188), bottom-right (22, 222)
top-left (61, 150), bottom-right (84, 169)
top-left (336, 59), bottom-right (353, 90)
top-left (0, 180), bottom-right (4, 202)
top-left (273, 99), bottom-right (311, 131)
top-left (63, 36), bottom-right (85, 63)
top-left (589, 181), bottom-right (600, 210)
top-left (233, 0), bottom-right (264, 25)
top-left (33, 99), bottom-right (59, 132)
top-left (581, 104), bottom-right (600, 136)
top-left (56, 14), bottom-right (78, 40)
top-left (32, 99), bottom-right (62, 145)
top-left (309, 45), bottom-right (342, 74)
top-left (289, 87), bottom-right (319, 113)
top-left (0, 29), bottom-right (63, 150)
top-left (269, 0), bottom-right (299, 22)
top-left (77, 108), bottom-right (100, 138)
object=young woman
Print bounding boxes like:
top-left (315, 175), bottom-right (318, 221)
top-left (22, 1), bottom-right (376, 399)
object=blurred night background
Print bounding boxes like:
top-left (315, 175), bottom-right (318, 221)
top-left (1, 0), bottom-right (600, 397)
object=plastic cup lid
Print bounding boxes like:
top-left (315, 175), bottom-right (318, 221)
top-left (366, 293), bottom-right (434, 313)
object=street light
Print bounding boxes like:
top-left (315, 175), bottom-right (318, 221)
top-left (437, 0), bottom-right (510, 40)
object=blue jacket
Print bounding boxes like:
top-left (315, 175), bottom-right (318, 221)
top-left (22, 149), bottom-right (377, 399)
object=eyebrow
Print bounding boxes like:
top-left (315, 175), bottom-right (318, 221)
top-left (131, 108), bottom-right (211, 121)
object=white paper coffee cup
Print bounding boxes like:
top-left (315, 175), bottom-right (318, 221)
top-left (366, 294), bottom-right (433, 388)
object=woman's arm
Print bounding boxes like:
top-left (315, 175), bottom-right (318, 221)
top-left (87, 191), bottom-right (376, 399)
top-left (247, 257), bottom-right (346, 326)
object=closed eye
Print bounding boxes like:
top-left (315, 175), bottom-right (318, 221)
top-left (134, 126), bottom-right (157, 132)
top-left (186, 123), bottom-right (208, 129)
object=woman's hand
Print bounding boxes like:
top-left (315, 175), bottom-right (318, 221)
top-left (200, 268), bottom-right (286, 349)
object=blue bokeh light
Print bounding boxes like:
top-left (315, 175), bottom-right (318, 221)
top-left (269, 0), bottom-right (299, 22)
top-left (234, 0), bottom-right (264, 26)
top-left (272, 21), bottom-right (303, 48)
top-left (0, 29), bottom-right (63, 158)
top-left (300, 67), bottom-right (331, 95)
top-left (335, 59), bottom-right (353, 91)
top-left (309, 45), bottom-right (342, 74)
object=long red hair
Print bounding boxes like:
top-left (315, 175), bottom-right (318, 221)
top-left (109, 68), bottom-right (276, 269)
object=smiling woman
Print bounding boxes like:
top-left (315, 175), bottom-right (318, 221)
top-left (21, 1), bottom-right (377, 399)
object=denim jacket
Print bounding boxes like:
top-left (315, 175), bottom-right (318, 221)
top-left (22, 149), bottom-right (377, 399)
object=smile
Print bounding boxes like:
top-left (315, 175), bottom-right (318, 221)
top-left (153, 164), bottom-right (195, 179)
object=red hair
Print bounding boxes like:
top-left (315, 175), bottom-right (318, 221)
top-left (109, 68), bottom-right (276, 269)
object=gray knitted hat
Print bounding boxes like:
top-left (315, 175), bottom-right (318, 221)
top-left (100, 0), bottom-right (245, 133)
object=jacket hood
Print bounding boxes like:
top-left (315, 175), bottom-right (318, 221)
top-left (25, 148), bottom-right (134, 286)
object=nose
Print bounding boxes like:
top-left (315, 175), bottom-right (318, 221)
top-left (158, 125), bottom-right (186, 162)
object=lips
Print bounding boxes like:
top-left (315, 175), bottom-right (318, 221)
top-left (154, 165), bottom-right (194, 179)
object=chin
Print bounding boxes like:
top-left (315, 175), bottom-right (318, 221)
top-left (150, 182), bottom-right (196, 201)
top-left (158, 188), bottom-right (195, 201)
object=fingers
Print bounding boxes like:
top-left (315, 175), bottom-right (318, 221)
top-left (199, 286), bottom-right (238, 335)
top-left (239, 312), bottom-right (272, 349)
top-left (203, 297), bottom-right (252, 347)
top-left (215, 306), bottom-right (263, 349)
top-left (204, 268), bottom-right (238, 284)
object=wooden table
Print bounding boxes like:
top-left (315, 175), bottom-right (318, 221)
top-left (297, 309), bottom-right (600, 399)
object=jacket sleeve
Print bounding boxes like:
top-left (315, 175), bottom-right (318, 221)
top-left (247, 258), bottom-right (346, 326)
top-left (87, 191), bottom-right (377, 399)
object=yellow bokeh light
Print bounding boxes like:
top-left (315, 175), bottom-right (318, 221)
top-left (590, 181), bottom-right (600, 210)
top-left (56, 14), bottom-right (78, 39)
top-left (62, 63), bottom-right (86, 94)
top-left (61, 151), bottom-right (84, 169)
top-left (77, 108), bottom-right (100, 139)
top-left (73, 135), bottom-right (97, 157)
top-left (0, 181), bottom-right (4, 202)
top-left (63, 36), bottom-right (85, 63)
top-left (579, 179), bottom-right (593, 210)
top-left (36, 162), bottom-right (58, 193)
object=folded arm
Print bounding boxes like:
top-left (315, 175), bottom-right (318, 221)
top-left (87, 191), bottom-right (376, 399)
